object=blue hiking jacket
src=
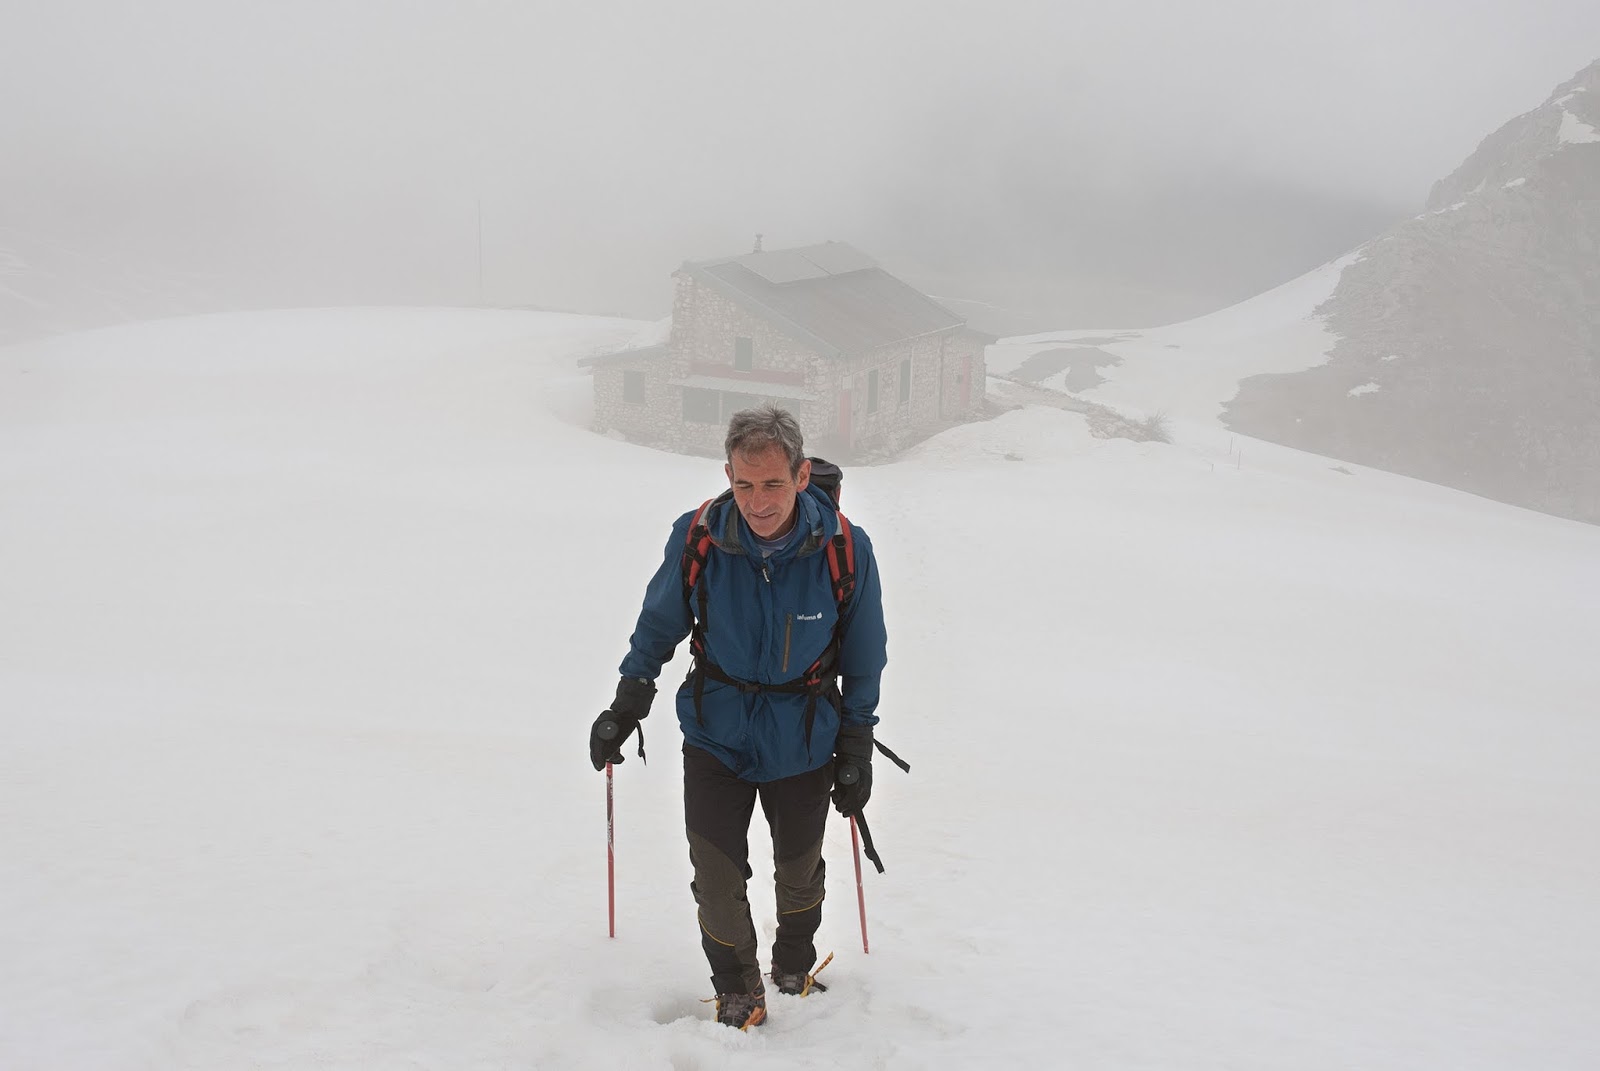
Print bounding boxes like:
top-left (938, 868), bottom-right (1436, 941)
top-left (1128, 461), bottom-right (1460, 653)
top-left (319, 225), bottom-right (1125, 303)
top-left (619, 483), bottom-right (887, 782)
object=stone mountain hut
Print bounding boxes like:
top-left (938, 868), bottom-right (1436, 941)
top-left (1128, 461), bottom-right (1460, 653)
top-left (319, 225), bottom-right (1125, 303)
top-left (578, 240), bottom-right (993, 458)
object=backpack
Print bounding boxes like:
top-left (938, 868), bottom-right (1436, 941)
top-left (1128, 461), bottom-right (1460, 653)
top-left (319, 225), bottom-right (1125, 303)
top-left (678, 456), bottom-right (856, 747)
top-left (806, 457), bottom-right (844, 509)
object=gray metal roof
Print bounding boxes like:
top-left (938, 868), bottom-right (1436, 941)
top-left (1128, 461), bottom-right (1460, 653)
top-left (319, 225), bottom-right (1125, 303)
top-left (574, 343), bottom-right (667, 369)
top-left (686, 242), bottom-right (965, 356)
top-left (721, 242), bottom-right (879, 283)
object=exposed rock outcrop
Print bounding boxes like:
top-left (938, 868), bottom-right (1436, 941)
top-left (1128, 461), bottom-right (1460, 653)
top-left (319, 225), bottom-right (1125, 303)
top-left (1223, 59), bottom-right (1600, 523)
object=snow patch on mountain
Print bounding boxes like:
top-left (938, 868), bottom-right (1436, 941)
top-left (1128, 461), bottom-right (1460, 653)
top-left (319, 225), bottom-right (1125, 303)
top-left (988, 254), bottom-right (1356, 430)
top-left (1558, 108), bottom-right (1600, 144)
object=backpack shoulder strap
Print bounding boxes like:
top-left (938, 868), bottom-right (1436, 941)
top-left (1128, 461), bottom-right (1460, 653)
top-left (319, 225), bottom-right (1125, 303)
top-left (825, 510), bottom-right (856, 609)
top-left (681, 498), bottom-right (717, 595)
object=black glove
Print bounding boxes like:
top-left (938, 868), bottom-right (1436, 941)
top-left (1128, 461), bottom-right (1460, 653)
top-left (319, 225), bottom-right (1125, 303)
top-left (830, 724), bottom-right (874, 815)
top-left (589, 676), bottom-right (655, 771)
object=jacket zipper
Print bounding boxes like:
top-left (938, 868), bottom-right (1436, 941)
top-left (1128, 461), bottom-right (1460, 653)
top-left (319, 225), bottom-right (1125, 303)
top-left (759, 561), bottom-right (775, 677)
top-left (782, 614), bottom-right (793, 674)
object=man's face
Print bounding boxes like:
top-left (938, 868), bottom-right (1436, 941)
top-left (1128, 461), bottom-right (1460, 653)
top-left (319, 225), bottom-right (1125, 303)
top-left (726, 446), bottom-right (811, 540)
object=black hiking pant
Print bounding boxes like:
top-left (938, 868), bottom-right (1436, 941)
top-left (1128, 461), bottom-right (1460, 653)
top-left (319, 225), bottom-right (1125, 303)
top-left (683, 744), bottom-right (831, 996)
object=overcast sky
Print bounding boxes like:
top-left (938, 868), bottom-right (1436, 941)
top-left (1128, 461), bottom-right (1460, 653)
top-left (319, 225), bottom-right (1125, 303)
top-left (3, 1), bottom-right (1598, 329)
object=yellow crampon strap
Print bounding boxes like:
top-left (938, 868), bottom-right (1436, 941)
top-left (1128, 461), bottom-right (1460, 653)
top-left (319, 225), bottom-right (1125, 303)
top-left (799, 951), bottom-right (834, 997)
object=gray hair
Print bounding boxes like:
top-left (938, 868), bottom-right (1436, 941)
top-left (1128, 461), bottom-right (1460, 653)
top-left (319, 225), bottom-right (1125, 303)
top-left (724, 405), bottom-right (806, 475)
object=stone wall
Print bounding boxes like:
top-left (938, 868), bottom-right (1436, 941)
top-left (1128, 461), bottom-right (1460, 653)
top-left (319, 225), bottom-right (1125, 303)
top-left (831, 331), bottom-right (989, 455)
top-left (671, 272), bottom-right (833, 455)
top-left (590, 354), bottom-right (674, 446)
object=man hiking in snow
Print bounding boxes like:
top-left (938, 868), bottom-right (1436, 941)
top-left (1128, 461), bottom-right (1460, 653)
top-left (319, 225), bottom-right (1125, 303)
top-left (589, 405), bottom-right (888, 1030)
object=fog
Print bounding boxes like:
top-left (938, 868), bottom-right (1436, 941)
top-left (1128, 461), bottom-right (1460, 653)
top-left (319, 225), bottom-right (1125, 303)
top-left (5, 0), bottom-right (1599, 335)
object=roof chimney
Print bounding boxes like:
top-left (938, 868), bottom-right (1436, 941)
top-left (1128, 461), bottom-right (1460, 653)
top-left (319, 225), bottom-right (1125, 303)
top-left (753, 233), bottom-right (763, 253)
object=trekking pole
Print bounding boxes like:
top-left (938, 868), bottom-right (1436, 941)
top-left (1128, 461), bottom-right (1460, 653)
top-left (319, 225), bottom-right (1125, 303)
top-left (849, 815), bottom-right (869, 954)
top-left (606, 760), bottom-right (616, 938)
top-left (596, 718), bottom-right (621, 938)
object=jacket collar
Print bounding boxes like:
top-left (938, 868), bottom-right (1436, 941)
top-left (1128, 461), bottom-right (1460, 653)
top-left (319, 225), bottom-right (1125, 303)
top-left (707, 485), bottom-right (836, 560)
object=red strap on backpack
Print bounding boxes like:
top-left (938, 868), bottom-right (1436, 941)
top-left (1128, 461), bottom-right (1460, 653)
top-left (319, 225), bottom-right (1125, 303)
top-left (681, 498), bottom-right (716, 594)
top-left (826, 512), bottom-right (856, 608)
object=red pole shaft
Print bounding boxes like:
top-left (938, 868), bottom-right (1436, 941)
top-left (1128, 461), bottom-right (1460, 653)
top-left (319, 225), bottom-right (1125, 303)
top-left (849, 815), bottom-right (869, 954)
top-left (606, 761), bottom-right (616, 939)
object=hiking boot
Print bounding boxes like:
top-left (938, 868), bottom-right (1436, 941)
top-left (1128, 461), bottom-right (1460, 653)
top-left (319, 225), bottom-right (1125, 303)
top-left (771, 952), bottom-right (833, 997)
top-left (714, 980), bottom-right (767, 1030)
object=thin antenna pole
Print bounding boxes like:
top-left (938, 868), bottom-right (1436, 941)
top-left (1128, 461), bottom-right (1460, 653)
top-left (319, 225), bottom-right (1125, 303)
top-left (476, 197), bottom-right (485, 305)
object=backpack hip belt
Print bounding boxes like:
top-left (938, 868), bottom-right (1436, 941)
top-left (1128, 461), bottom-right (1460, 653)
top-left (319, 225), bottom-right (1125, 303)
top-left (688, 640), bottom-right (843, 753)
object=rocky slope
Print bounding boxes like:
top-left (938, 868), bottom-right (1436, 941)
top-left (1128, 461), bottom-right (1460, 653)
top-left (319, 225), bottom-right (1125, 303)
top-left (1222, 59), bottom-right (1600, 524)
